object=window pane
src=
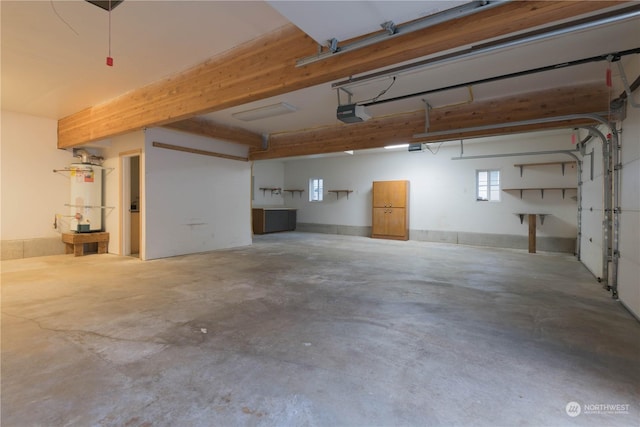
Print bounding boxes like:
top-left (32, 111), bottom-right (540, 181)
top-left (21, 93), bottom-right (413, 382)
top-left (309, 178), bottom-right (323, 201)
top-left (477, 169), bottom-right (499, 201)
top-left (489, 170), bottom-right (500, 201)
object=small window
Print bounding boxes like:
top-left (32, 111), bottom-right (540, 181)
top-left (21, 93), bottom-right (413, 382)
top-left (309, 178), bottom-right (324, 202)
top-left (477, 169), bottom-right (500, 201)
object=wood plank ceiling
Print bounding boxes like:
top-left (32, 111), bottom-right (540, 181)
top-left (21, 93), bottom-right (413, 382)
top-left (57, 1), bottom-right (629, 160)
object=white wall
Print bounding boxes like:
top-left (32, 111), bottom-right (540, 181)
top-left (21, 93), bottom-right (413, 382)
top-left (1, 110), bottom-right (74, 258)
top-left (144, 128), bottom-right (252, 260)
top-left (617, 55), bottom-right (640, 319)
top-left (277, 130), bottom-right (579, 249)
top-left (252, 160), bottom-right (285, 207)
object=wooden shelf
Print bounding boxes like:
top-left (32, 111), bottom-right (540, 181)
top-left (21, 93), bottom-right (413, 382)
top-left (503, 187), bottom-right (577, 199)
top-left (514, 161), bottom-right (576, 177)
top-left (258, 187), bottom-right (281, 196)
top-left (328, 190), bottom-right (353, 199)
top-left (283, 189), bottom-right (305, 198)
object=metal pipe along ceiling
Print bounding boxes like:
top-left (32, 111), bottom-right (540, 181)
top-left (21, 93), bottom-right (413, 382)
top-left (414, 114), bottom-right (611, 139)
top-left (296, 1), bottom-right (502, 67)
top-left (333, 4), bottom-right (640, 91)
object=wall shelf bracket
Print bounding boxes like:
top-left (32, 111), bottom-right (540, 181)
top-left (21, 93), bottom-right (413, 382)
top-left (328, 190), bottom-right (353, 199)
top-left (283, 189), bottom-right (305, 198)
top-left (516, 213), bottom-right (548, 225)
top-left (259, 187), bottom-right (282, 196)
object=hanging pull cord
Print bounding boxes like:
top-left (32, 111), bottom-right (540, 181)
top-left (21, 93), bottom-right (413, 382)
top-left (106, 0), bottom-right (113, 66)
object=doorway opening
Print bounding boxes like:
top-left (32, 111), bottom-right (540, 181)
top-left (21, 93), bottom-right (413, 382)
top-left (120, 151), bottom-right (141, 258)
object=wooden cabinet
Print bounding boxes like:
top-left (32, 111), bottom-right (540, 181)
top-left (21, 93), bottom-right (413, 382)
top-left (372, 180), bottom-right (409, 240)
top-left (252, 208), bottom-right (297, 234)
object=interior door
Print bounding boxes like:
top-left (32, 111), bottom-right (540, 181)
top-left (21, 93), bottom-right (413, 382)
top-left (120, 150), bottom-right (141, 257)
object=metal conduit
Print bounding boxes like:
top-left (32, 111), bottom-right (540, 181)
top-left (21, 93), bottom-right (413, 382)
top-left (297, 1), bottom-right (501, 67)
top-left (415, 114), bottom-right (610, 139)
top-left (602, 124), bottom-right (622, 299)
top-left (450, 150), bottom-right (579, 161)
top-left (574, 132), bottom-right (595, 262)
top-left (443, 113), bottom-right (619, 296)
top-left (582, 125), bottom-right (621, 299)
top-left (333, 5), bottom-right (640, 91)
top-left (582, 126), bottom-right (613, 291)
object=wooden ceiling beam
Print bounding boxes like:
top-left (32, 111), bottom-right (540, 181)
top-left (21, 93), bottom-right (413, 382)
top-left (249, 84), bottom-right (609, 160)
top-left (58, 1), bottom-right (622, 148)
top-left (162, 117), bottom-right (263, 148)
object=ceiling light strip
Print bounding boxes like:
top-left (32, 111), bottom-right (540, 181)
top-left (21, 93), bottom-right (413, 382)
top-left (232, 102), bottom-right (298, 121)
top-left (295, 1), bottom-right (502, 68)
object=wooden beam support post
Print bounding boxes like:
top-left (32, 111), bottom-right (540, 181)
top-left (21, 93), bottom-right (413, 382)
top-left (528, 214), bottom-right (537, 254)
top-left (58, 1), bottom-right (622, 148)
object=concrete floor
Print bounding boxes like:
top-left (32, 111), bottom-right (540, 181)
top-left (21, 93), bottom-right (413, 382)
top-left (2, 232), bottom-right (638, 426)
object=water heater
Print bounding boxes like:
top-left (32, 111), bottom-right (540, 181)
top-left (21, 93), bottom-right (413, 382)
top-left (69, 163), bottom-right (103, 232)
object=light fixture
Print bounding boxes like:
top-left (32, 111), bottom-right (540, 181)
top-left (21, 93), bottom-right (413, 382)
top-left (384, 144), bottom-right (409, 150)
top-left (232, 102), bottom-right (298, 122)
top-left (344, 150), bottom-right (354, 155)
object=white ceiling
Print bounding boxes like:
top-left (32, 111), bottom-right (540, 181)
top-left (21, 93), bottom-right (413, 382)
top-left (266, 0), bottom-right (468, 45)
top-left (2, 1), bottom-right (639, 142)
top-left (1, 0), bottom-right (289, 119)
